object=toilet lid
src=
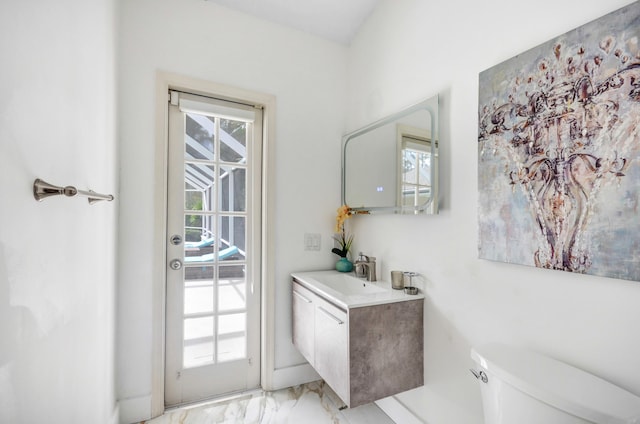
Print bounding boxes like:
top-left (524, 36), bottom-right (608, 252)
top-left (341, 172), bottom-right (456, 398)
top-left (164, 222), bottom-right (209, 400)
top-left (471, 344), bottom-right (640, 424)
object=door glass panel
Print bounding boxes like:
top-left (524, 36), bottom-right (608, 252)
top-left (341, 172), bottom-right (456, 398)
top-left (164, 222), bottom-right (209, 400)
top-left (185, 163), bottom-right (216, 211)
top-left (184, 265), bottom-right (213, 281)
top-left (219, 264), bottom-right (245, 279)
top-left (184, 214), bottom-right (204, 243)
top-left (185, 114), bottom-right (215, 161)
top-left (218, 267), bottom-right (247, 312)
top-left (184, 316), bottom-right (214, 341)
top-left (184, 281), bottom-right (214, 315)
top-left (218, 313), bottom-right (245, 335)
top-left (218, 313), bottom-right (246, 362)
top-left (220, 119), bottom-right (246, 163)
top-left (220, 216), bottom-right (245, 257)
top-left (218, 335), bottom-right (246, 363)
top-left (184, 316), bottom-right (215, 368)
top-left (185, 215), bottom-right (215, 250)
top-left (220, 166), bottom-right (246, 212)
top-left (185, 190), bottom-right (205, 211)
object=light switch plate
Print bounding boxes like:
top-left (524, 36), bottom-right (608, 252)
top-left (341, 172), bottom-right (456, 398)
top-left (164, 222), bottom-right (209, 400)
top-left (304, 233), bottom-right (321, 251)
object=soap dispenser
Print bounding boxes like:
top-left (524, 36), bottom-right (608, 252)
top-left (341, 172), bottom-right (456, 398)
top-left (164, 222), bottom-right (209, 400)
top-left (354, 252), bottom-right (367, 278)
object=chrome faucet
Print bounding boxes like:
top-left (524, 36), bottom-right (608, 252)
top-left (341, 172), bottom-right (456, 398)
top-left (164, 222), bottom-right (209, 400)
top-left (355, 253), bottom-right (377, 282)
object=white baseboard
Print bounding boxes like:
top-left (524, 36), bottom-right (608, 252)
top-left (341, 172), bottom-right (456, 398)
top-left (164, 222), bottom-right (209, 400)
top-left (117, 364), bottom-right (318, 423)
top-left (376, 396), bottom-right (424, 424)
top-left (118, 394), bottom-right (152, 424)
top-left (269, 363), bottom-right (320, 391)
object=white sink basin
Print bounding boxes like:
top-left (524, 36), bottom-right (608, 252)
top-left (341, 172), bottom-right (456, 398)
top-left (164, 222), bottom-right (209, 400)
top-left (319, 273), bottom-right (387, 295)
top-left (291, 270), bottom-right (423, 309)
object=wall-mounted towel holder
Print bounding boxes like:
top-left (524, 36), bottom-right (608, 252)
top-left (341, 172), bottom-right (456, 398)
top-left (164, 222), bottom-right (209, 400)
top-left (33, 178), bottom-right (114, 204)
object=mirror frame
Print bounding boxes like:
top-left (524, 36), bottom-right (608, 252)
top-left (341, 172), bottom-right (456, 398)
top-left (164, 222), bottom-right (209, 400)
top-left (341, 95), bottom-right (439, 214)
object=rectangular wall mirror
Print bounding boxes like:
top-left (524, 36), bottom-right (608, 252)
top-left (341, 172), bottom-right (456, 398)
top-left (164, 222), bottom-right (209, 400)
top-left (342, 95), bottom-right (439, 214)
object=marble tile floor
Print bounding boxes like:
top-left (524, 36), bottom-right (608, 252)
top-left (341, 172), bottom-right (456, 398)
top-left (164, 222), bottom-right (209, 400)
top-left (142, 380), bottom-right (395, 424)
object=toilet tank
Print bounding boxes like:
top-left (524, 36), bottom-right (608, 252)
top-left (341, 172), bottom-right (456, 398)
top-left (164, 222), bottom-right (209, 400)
top-left (471, 344), bottom-right (640, 424)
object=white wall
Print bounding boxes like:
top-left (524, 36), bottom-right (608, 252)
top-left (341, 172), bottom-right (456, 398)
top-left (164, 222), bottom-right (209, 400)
top-left (0, 0), bottom-right (118, 423)
top-left (117, 1), bottom-right (347, 421)
top-left (347, 0), bottom-right (640, 422)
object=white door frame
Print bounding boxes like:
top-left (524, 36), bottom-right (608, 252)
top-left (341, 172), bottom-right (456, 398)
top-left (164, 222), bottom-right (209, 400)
top-left (151, 71), bottom-right (276, 417)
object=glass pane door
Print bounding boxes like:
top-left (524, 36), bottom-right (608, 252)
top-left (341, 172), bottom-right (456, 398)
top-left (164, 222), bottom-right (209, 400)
top-left (165, 91), bottom-right (261, 406)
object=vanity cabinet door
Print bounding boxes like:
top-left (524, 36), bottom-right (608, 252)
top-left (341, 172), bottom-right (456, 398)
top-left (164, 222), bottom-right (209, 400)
top-left (314, 298), bottom-right (349, 404)
top-left (292, 282), bottom-right (315, 364)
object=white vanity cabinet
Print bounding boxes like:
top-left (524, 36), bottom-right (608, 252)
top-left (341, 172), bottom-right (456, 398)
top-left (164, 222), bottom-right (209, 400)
top-left (291, 273), bottom-right (424, 408)
top-left (293, 282), bottom-right (350, 401)
top-left (310, 291), bottom-right (349, 402)
top-left (292, 283), bottom-right (316, 364)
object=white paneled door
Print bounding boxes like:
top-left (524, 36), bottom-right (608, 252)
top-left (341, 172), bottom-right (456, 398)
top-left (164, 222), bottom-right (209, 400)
top-left (165, 91), bottom-right (262, 406)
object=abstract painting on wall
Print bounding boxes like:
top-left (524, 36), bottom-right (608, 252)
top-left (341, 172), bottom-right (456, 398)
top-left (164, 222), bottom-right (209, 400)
top-left (478, 2), bottom-right (640, 282)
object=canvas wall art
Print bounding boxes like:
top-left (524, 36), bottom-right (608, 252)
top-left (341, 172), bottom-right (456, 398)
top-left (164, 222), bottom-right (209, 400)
top-left (478, 1), bottom-right (640, 282)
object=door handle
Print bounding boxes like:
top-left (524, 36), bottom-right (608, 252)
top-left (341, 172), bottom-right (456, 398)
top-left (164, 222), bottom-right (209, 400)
top-left (169, 259), bottom-right (183, 270)
top-left (293, 290), bottom-right (312, 304)
top-left (318, 306), bottom-right (344, 325)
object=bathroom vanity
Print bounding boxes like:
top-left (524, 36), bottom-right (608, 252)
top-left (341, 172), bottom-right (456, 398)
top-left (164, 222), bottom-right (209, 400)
top-left (291, 270), bottom-right (424, 408)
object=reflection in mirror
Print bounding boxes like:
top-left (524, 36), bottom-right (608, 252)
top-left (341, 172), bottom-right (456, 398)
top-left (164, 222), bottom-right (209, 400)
top-left (342, 95), bottom-right (438, 214)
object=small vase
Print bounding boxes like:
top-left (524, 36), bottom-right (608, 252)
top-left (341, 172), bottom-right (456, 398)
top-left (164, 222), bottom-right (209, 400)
top-left (335, 257), bottom-right (353, 272)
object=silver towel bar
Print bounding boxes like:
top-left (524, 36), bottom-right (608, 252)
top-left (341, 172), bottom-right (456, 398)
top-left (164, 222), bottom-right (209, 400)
top-left (33, 178), bottom-right (114, 204)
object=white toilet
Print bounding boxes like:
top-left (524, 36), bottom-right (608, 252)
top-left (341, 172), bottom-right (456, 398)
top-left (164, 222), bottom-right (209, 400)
top-left (470, 344), bottom-right (640, 424)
